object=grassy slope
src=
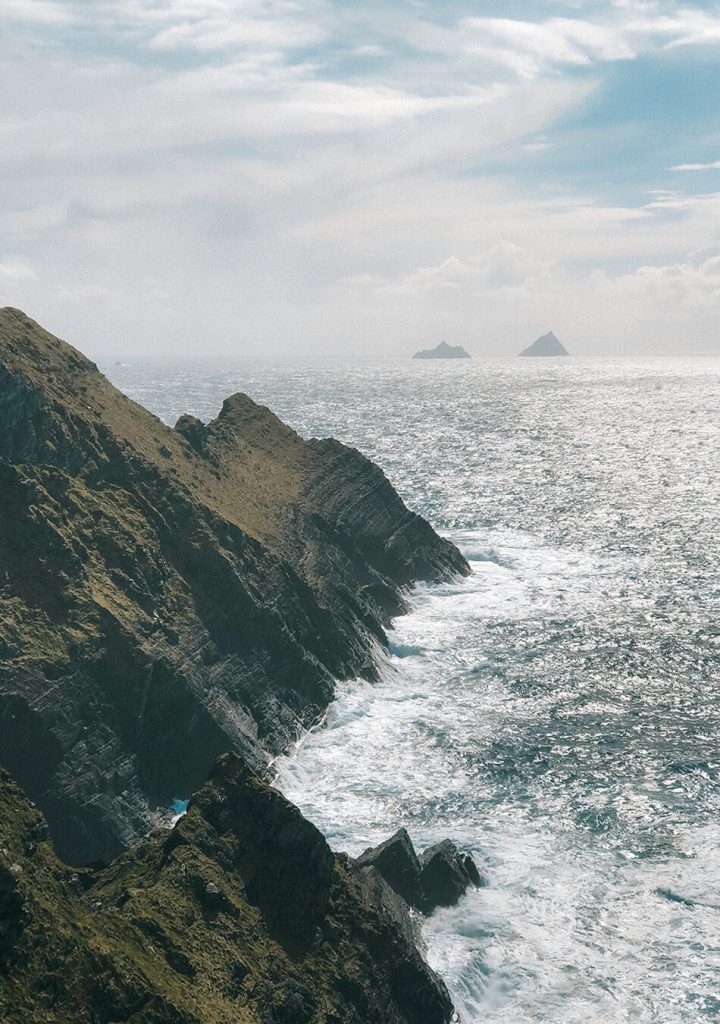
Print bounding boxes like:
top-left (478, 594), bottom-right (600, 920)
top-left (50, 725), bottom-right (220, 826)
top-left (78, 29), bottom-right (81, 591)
top-left (0, 758), bottom-right (453, 1024)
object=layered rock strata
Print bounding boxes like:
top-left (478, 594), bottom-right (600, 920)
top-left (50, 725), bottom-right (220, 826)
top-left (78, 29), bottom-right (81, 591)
top-left (0, 308), bottom-right (469, 866)
top-left (0, 755), bottom-right (455, 1024)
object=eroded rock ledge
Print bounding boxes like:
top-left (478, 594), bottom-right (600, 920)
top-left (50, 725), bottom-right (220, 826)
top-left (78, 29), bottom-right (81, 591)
top-left (0, 756), bottom-right (456, 1024)
top-left (0, 308), bottom-right (469, 866)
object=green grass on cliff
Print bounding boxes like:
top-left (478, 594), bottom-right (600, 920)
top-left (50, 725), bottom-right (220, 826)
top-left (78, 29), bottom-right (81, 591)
top-left (0, 757), bottom-right (452, 1024)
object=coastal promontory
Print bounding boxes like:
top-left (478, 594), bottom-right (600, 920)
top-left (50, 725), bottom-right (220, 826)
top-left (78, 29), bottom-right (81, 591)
top-left (0, 307), bottom-right (470, 1023)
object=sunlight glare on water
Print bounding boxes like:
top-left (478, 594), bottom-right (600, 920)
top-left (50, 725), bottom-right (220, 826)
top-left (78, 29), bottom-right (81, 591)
top-left (110, 355), bottom-right (720, 1023)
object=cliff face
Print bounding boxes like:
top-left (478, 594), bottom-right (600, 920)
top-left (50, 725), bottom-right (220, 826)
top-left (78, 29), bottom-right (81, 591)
top-left (0, 308), bottom-right (468, 866)
top-left (0, 755), bottom-right (454, 1023)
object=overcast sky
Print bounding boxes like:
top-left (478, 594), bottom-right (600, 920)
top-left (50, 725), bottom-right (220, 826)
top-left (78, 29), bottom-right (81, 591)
top-left (2, 0), bottom-right (720, 359)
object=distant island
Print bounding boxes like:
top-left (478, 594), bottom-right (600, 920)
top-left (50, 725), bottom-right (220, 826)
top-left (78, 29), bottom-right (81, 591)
top-left (519, 331), bottom-right (569, 357)
top-left (413, 341), bottom-right (471, 360)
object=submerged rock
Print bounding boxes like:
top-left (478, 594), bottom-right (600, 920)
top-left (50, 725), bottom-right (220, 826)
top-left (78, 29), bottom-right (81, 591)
top-left (413, 342), bottom-right (471, 360)
top-left (0, 758), bottom-right (455, 1024)
top-left (519, 331), bottom-right (569, 357)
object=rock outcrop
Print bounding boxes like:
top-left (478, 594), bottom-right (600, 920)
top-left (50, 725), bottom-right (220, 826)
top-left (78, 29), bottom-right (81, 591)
top-left (419, 840), bottom-right (485, 909)
top-left (412, 342), bottom-right (470, 360)
top-left (356, 829), bottom-right (484, 914)
top-left (0, 308), bottom-right (469, 866)
top-left (519, 331), bottom-right (569, 357)
top-left (0, 755), bottom-right (455, 1023)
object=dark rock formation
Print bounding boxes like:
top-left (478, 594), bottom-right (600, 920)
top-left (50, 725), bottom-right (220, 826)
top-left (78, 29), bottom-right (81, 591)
top-left (0, 308), bottom-right (469, 866)
top-left (356, 829), bottom-right (425, 910)
top-left (420, 840), bottom-right (486, 909)
top-left (519, 331), bottom-right (569, 357)
top-left (0, 756), bottom-right (455, 1023)
top-left (357, 830), bottom-right (483, 914)
top-left (412, 342), bottom-right (470, 360)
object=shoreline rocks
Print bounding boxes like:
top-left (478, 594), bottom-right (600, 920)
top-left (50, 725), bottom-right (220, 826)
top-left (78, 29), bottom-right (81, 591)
top-left (0, 757), bottom-right (456, 1023)
top-left (356, 828), bottom-right (485, 915)
top-left (0, 307), bottom-right (473, 1021)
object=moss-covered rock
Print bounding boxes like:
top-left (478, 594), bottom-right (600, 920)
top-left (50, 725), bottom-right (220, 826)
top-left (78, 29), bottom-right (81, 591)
top-left (0, 757), bottom-right (454, 1024)
top-left (0, 308), bottom-right (468, 865)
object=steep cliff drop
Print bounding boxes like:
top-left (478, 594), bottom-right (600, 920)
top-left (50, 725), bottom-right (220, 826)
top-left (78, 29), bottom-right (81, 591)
top-left (0, 757), bottom-right (455, 1023)
top-left (0, 308), bottom-right (469, 1023)
top-left (0, 307), bottom-right (468, 866)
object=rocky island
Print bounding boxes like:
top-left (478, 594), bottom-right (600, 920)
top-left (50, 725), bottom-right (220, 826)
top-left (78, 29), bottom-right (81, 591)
top-left (0, 308), bottom-right (473, 1023)
top-left (519, 331), bottom-right (569, 357)
top-left (412, 342), bottom-right (471, 360)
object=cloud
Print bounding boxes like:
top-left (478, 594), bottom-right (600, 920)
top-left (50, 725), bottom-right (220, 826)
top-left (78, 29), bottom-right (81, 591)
top-left (0, 258), bottom-right (36, 282)
top-left (670, 160), bottom-right (720, 172)
top-left (358, 243), bottom-right (553, 296)
top-left (615, 250), bottom-right (720, 307)
top-left (445, 7), bottom-right (720, 80)
top-left (147, 14), bottom-right (325, 52)
top-left (634, 8), bottom-right (720, 49)
top-left (1, 0), bottom-right (76, 25)
top-left (2, 1), bottom-right (720, 357)
top-left (459, 16), bottom-right (636, 77)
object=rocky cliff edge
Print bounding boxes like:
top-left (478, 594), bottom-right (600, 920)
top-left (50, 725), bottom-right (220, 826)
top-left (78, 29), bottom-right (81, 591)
top-left (0, 307), bottom-right (468, 866)
top-left (0, 754), bottom-right (455, 1024)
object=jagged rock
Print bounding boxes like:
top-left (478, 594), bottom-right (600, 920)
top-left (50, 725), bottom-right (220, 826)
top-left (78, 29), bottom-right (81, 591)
top-left (0, 758), bottom-right (455, 1024)
top-left (174, 412), bottom-right (208, 453)
top-left (0, 307), bottom-right (469, 865)
top-left (357, 830), bottom-right (483, 914)
top-left (356, 828), bottom-right (424, 909)
top-left (413, 342), bottom-right (471, 360)
top-left (420, 840), bottom-right (486, 909)
top-left (519, 331), bottom-right (569, 357)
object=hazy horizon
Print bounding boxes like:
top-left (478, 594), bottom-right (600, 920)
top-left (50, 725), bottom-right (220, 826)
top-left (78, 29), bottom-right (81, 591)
top-left (2, 1), bottom-right (720, 360)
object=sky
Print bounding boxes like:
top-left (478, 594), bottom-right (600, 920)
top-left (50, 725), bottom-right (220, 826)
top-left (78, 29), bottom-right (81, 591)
top-left (2, 0), bottom-right (720, 359)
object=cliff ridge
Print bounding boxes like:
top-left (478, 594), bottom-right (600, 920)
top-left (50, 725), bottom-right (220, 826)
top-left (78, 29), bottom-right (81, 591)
top-left (0, 308), bottom-right (469, 865)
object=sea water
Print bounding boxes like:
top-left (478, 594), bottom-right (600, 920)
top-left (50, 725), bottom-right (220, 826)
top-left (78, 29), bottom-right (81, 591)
top-left (109, 356), bottom-right (720, 1023)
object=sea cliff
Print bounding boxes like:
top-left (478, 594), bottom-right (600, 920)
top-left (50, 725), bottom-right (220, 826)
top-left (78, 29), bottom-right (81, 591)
top-left (0, 308), bottom-right (470, 1022)
top-left (0, 755), bottom-right (455, 1023)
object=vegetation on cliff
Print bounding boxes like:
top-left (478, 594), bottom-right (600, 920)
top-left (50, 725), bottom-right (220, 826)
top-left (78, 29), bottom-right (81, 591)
top-left (0, 308), bottom-right (468, 866)
top-left (0, 755), bottom-right (454, 1023)
top-left (0, 308), bottom-right (472, 1022)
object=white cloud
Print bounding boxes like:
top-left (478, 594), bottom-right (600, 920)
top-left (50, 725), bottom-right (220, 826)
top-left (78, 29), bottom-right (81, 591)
top-left (147, 14), bottom-right (325, 51)
top-left (632, 8), bottom-right (720, 48)
top-left (2, 1), bottom-right (720, 357)
top-left (615, 250), bottom-right (720, 307)
top-left (1, 0), bottom-right (76, 25)
top-left (362, 243), bottom-right (552, 296)
top-left (459, 16), bottom-right (636, 77)
top-left (0, 258), bottom-right (36, 282)
top-left (446, 7), bottom-right (720, 80)
top-left (670, 160), bottom-right (720, 172)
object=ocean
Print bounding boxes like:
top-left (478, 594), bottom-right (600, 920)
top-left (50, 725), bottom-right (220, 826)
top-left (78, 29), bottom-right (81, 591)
top-left (108, 355), bottom-right (720, 1023)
